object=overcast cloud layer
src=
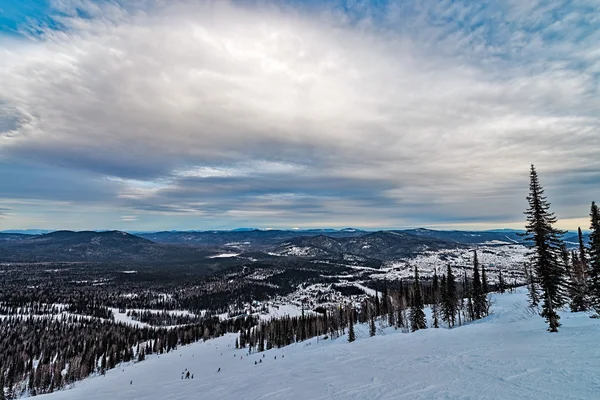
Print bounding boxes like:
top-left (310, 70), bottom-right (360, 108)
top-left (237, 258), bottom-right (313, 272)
top-left (0, 0), bottom-right (599, 231)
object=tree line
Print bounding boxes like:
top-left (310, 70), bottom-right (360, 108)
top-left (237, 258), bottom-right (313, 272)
top-left (523, 164), bottom-right (600, 332)
top-left (237, 253), bottom-right (497, 353)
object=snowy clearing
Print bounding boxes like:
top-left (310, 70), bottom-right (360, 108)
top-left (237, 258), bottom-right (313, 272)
top-left (208, 253), bottom-right (240, 258)
top-left (39, 288), bottom-right (600, 400)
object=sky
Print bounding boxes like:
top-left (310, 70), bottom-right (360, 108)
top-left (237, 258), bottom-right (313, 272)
top-left (0, 0), bottom-right (599, 232)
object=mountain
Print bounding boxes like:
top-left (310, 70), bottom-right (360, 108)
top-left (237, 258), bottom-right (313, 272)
top-left (0, 229), bottom-right (52, 235)
top-left (0, 232), bottom-right (33, 242)
top-left (137, 229), bottom-right (366, 248)
top-left (0, 230), bottom-right (211, 263)
top-left (403, 228), bottom-right (525, 245)
top-left (273, 230), bottom-right (463, 260)
top-left (41, 288), bottom-right (599, 400)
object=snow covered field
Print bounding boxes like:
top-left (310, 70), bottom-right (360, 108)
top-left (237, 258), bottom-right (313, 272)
top-left (38, 288), bottom-right (600, 400)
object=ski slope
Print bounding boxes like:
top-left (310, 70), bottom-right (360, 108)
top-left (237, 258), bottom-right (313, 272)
top-left (39, 289), bottom-right (600, 400)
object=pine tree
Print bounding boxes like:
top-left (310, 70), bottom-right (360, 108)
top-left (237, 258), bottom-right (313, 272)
top-left (498, 270), bottom-right (505, 294)
top-left (481, 264), bottom-right (489, 294)
top-left (472, 250), bottom-right (485, 319)
top-left (464, 270), bottom-right (474, 322)
top-left (347, 310), bottom-right (356, 343)
top-left (569, 232), bottom-right (588, 312)
top-left (442, 265), bottom-right (457, 328)
top-left (431, 269), bottom-right (440, 328)
top-left (382, 279), bottom-right (389, 316)
top-left (369, 314), bottom-right (376, 337)
top-left (409, 266), bottom-right (427, 332)
top-left (588, 202), bottom-right (600, 312)
top-left (523, 164), bottom-right (567, 332)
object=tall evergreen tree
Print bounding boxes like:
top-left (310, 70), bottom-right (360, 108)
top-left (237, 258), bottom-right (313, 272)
top-left (442, 265), bottom-right (457, 328)
top-left (382, 279), bottom-right (389, 316)
top-left (472, 250), bottom-right (485, 320)
top-left (569, 232), bottom-right (588, 312)
top-left (481, 264), bottom-right (489, 294)
top-left (523, 164), bottom-right (567, 332)
top-left (464, 270), bottom-right (474, 322)
top-left (498, 270), bottom-right (505, 293)
top-left (347, 309), bottom-right (356, 343)
top-left (369, 314), bottom-right (376, 337)
top-left (432, 269), bottom-right (440, 328)
top-left (578, 227), bottom-right (588, 271)
top-left (410, 266), bottom-right (427, 332)
top-left (588, 202), bottom-right (600, 313)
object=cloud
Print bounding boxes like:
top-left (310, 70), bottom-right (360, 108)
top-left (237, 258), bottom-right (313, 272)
top-left (0, 0), bottom-right (598, 229)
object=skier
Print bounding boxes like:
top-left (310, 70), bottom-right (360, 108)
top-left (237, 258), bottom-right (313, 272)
top-left (130, 380), bottom-right (132, 385)
top-left (186, 371), bottom-right (190, 379)
top-left (218, 367), bottom-right (221, 372)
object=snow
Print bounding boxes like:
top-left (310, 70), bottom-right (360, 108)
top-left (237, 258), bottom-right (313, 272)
top-left (39, 288), bottom-right (600, 399)
top-left (354, 282), bottom-right (377, 296)
top-left (208, 253), bottom-right (240, 258)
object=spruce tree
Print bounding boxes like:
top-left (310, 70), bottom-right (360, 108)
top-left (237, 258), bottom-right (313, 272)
top-left (382, 280), bottom-right (389, 316)
top-left (432, 269), bottom-right (440, 328)
top-left (481, 264), bottom-right (489, 294)
top-left (472, 250), bottom-right (485, 319)
top-left (409, 266), bottom-right (427, 332)
top-left (442, 265), bottom-right (457, 328)
top-left (569, 232), bottom-right (588, 312)
top-left (588, 202), bottom-right (600, 312)
top-left (464, 270), bottom-right (474, 322)
top-left (347, 309), bottom-right (356, 343)
top-left (498, 270), bottom-right (505, 294)
top-left (523, 164), bottom-right (567, 332)
top-left (369, 314), bottom-right (376, 337)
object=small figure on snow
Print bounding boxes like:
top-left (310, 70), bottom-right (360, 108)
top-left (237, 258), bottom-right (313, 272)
top-left (218, 367), bottom-right (221, 372)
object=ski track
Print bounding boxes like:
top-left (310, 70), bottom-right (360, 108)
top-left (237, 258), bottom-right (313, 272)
top-left (38, 288), bottom-right (600, 400)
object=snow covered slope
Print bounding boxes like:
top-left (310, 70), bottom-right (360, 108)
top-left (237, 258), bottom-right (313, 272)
top-left (40, 289), bottom-right (600, 400)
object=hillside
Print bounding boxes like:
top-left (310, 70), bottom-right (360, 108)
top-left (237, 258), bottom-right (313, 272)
top-left (38, 288), bottom-right (600, 400)
top-left (0, 230), bottom-right (211, 263)
top-left (273, 231), bottom-right (464, 260)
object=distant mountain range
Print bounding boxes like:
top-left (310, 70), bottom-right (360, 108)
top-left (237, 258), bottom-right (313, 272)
top-left (0, 228), bottom-right (590, 264)
top-left (0, 230), bottom-right (212, 263)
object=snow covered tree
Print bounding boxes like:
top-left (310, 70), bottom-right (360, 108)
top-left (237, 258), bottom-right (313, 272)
top-left (523, 164), bottom-right (567, 332)
top-left (472, 250), bottom-right (486, 320)
top-left (588, 202), bottom-right (600, 313)
top-left (410, 266), bottom-right (427, 332)
top-left (431, 269), bottom-right (440, 328)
